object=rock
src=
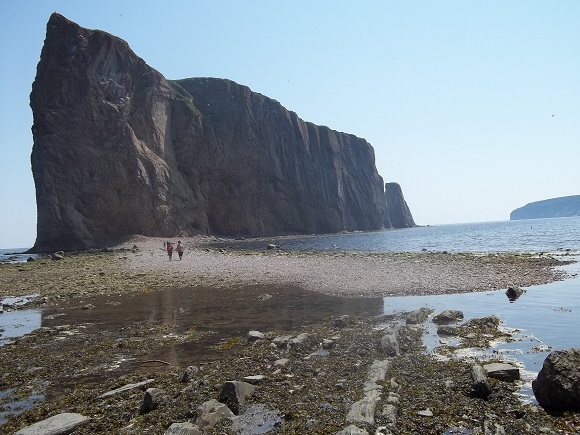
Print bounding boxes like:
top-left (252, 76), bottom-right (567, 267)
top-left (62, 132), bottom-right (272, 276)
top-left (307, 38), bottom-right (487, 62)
top-left (380, 327), bottom-right (400, 357)
top-left (432, 310), bottom-right (464, 324)
top-left (322, 338), bottom-right (336, 349)
top-left (28, 13), bottom-right (418, 252)
top-left (194, 399), bottom-right (234, 429)
top-left (272, 335), bottom-right (293, 348)
top-left (405, 307), bottom-right (434, 324)
top-left (181, 365), bottom-right (200, 383)
top-left (532, 348), bottom-right (580, 410)
top-left (26, 256), bottom-right (36, 262)
top-left (288, 333), bottom-right (314, 351)
top-left (140, 387), bottom-right (168, 414)
top-left (266, 244), bottom-right (278, 250)
top-left (417, 409), bottom-right (433, 417)
top-left (274, 358), bottom-right (289, 367)
top-left (229, 404), bottom-right (283, 434)
top-left (246, 330), bottom-right (265, 342)
top-left (218, 380), bottom-right (256, 415)
top-left (384, 182), bottom-right (416, 228)
top-left (471, 364), bottom-right (491, 399)
top-left (336, 424), bottom-right (369, 435)
top-left (98, 379), bottom-right (155, 398)
top-left (14, 412), bottom-right (90, 434)
top-left (505, 286), bottom-right (524, 301)
top-left (50, 252), bottom-right (64, 260)
top-left (382, 403), bottom-right (397, 425)
top-left (483, 363), bottom-right (520, 382)
top-left (165, 422), bottom-right (202, 435)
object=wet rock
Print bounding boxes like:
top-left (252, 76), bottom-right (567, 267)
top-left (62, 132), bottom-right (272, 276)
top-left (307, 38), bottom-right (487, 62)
top-left (405, 307), bottom-right (434, 324)
top-left (140, 387), bottom-right (168, 414)
top-left (26, 256), bottom-right (36, 262)
top-left (433, 309), bottom-right (464, 324)
top-left (266, 244), bottom-right (278, 250)
top-left (218, 380), bottom-right (256, 415)
top-left (471, 364), bottom-right (491, 399)
top-left (505, 286), bottom-right (525, 301)
top-left (14, 412), bottom-right (90, 434)
top-left (165, 422), bottom-right (202, 434)
top-left (194, 399), bottom-right (234, 429)
top-left (347, 360), bottom-right (389, 425)
top-left (483, 363), bottom-right (520, 382)
top-left (532, 348), bottom-right (580, 410)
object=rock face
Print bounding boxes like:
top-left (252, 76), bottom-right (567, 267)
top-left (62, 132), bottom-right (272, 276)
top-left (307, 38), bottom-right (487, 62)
top-left (385, 182), bottom-right (416, 228)
top-left (510, 195), bottom-right (580, 220)
top-left (30, 14), bottom-right (414, 252)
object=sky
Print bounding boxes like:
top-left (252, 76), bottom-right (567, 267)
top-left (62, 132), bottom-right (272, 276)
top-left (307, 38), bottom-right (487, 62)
top-left (1, 1), bottom-right (579, 249)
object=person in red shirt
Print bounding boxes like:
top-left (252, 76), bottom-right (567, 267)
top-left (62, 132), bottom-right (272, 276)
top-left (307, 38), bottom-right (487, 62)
top-left (167, 242), bottom-right (173, 260)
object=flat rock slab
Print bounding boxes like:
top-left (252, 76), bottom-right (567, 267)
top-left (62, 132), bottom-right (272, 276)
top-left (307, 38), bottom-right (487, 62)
top-left (15, 412), bottom-right (90, 434)
top-left (98, 378), bottom-right (155, 398)
top-left (483, 363), bottom-right (520, 382)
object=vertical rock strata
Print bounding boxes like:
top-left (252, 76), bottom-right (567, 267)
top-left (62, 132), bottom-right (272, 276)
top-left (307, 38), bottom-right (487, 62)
top-left (30, 14), bottom-right (413, 252)
top-left (385, 182), bottom-right (416, 228)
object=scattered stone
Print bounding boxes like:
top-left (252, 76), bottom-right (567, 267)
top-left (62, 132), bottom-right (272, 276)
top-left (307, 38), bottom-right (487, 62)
top-left (181, 365), bottom-right (200, 383)
top-left (471, 364), bottom-right (491, 399)
top-left (140, 387), bottom-right (168, 414)
top-left (336, 424), bottom-right (369, 435)
top-left (98, 379), bottom-right (155, 398)
top-left (50, 252), bottom-right (64, 260)
top-left (165, 422), bottom-right (202, 435)
top-left (14, 412), bottom-right (90, 434)
top-left (266, 244), bottom-right (278, 250)
top-left (333, 315), bottom-right (350, 328)
top-left (274, 358), bottom-right (289, 367)
top-left (218, 380), bottom-right (256, 415)
top-left (405, 307), bottom-right (434, 324)
top-left (506, 286), bottom-right (525, 301)
top-left (483, 363), bottom-right (520, 382)
top-left (230, 404), bottom-right (283, 434)
top-left (242, 375), bottom-right (265, 383)
top-left (272, 335), bottom-right (293, 348)
top-left (247, 330), bottom-right (265, 342)
top-left (194, 399), bottom-right (234, 429)
top-left (322, 338), bottom-right (336, 349)
top-left (417, 409), bottom-right (433, 417)
top-left (380, 327), bottom-right (400, 357)
top-left (432, 309), bottom-right (464, 324)
top-left (532, 348), bottom-right (580, 410)
top-left (26, 257), bottom-right (36, 262)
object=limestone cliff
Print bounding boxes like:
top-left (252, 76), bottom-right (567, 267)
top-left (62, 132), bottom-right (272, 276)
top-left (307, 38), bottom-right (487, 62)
top-left (510, 195), bottom-right (580, 220)
top-left (30, 14), bottom-right (413, 252)
top-left (385, 182), bottom-right (416, 228)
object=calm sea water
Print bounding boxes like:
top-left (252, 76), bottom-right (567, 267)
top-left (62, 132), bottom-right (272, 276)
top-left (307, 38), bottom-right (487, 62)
top-left (253, 216), bottom-right (580, 254)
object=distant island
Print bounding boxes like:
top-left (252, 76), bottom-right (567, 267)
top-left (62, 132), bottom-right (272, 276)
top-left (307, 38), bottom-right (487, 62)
top-left (510, 195), bottom-right (580, 220)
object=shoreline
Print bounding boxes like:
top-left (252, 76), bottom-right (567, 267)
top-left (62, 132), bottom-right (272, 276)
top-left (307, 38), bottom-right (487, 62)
top-left (1, 237), bottom-right (579, 433)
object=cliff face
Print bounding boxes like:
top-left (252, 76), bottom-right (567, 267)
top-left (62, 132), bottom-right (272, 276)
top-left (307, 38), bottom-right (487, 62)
top-left (510, 195), bottom-right (580, 220)
top-left (385, 182), bottom-right (416, 228)
top-left (30, 14), bottom-right (412, 252)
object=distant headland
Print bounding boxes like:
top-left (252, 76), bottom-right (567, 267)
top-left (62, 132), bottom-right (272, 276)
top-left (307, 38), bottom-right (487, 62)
top-left (510, 195), bottom-right (580, 220)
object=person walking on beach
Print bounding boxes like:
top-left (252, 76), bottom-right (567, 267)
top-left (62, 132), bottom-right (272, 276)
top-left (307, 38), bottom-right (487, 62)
top-left (176, 240), bottom-right (184, 260)
top-left (167, 242), bottom-right (173, 260)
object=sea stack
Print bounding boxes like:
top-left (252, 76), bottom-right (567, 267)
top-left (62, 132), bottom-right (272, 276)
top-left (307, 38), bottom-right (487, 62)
top-left (30, 13), bottom-right (415, 252)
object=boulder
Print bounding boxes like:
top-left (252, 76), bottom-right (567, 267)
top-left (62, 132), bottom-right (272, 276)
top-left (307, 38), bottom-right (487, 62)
top-left (432, 310), bottom-right (464, 324)
top-left (194, 399), bottom-right (234, 430)
top-left (405, 307), bottom-right (433, 325)
top-left (140, 387), bottom-right (168, 414)
top-left (532, 348), bottom-right (580, 410)
top-left (218, 380), bottom-right (256, 415)
top-left (471, 364), bottom-right (491, 399)
top-left (505, 287), bottom-right (524, 301)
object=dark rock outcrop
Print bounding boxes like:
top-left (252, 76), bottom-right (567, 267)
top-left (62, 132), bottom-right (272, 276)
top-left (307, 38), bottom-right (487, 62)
top-left (385, 182), bottom-right (416, 228)
top-left (30, 14), bottom-right (414, 252)
top-left (510, 195), bottom-right (580, 220)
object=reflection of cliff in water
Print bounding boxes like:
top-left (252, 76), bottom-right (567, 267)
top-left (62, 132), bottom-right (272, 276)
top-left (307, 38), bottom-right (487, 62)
top-left (41, 284), bottom-right (383, 368)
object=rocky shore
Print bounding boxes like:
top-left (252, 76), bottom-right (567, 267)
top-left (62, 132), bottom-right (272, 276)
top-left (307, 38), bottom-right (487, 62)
top-left (1, 236), bottom-right (579, 434)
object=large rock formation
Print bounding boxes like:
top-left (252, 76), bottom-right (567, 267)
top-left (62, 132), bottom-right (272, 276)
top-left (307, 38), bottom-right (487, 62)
top-left (510, 195), bottom-right (580, 220)
top-left (30, 14), bottom-right (414, 252)
top-left (384, 182), bottom-right (415, 228)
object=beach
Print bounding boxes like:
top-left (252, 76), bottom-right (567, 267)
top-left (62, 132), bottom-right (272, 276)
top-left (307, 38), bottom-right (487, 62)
top-left (1, 236), bottom-right (578, 434)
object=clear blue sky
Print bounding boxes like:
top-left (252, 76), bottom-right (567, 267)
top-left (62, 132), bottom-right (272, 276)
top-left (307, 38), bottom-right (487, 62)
top-left (1, 1), bottom-right (579, 249)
